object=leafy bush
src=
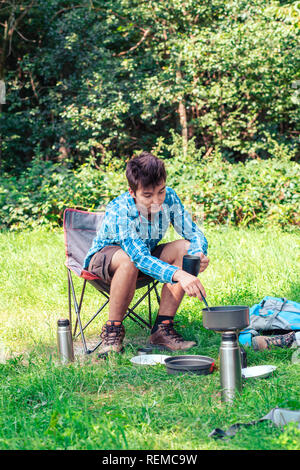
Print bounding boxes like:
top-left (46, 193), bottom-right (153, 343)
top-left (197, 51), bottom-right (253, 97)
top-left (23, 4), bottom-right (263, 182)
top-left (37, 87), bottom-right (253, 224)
top-left (1, 147), bottom-right (299, 230)
top-left (0, 159), bottom-right (127, 230)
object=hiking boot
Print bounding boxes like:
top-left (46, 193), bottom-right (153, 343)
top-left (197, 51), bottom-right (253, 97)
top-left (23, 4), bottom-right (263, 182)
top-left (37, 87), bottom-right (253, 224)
top-left (149, 320), bottom-right (196, 351)
top-left (98, 321), bottom-right (125, 355)
top-left (252, 331), bottom-right (296, 351)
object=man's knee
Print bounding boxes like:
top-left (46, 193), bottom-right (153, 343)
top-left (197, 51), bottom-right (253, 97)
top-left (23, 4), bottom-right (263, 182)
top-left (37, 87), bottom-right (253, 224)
top-left (110, 249), bottom-right (139, 275)
top-left (174, 239), bottom-right (190, 259)
top-left (121, 256), bottom-right (139, 274)
top-left (162, 239), bottom-right (190, 267)
top-left (176, 239), bottom-right (190, 267)
top-left (181, 239), bottom-right (191, 255)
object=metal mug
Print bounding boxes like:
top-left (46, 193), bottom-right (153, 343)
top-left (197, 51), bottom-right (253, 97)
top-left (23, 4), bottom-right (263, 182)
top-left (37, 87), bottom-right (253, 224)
top-left (182, 255), bottom-right (200, 276)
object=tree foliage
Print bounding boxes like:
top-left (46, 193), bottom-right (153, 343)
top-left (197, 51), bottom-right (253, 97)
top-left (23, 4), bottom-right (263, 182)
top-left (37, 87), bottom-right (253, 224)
top-left (0, 0), bottom-right (299, 173)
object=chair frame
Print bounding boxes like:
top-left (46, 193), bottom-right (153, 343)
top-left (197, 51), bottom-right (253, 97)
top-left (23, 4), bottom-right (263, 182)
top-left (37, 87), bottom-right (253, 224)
top-left (64, 207), bottom-right (162, 355)
top-left (66, 260), bottom-right (161, 355)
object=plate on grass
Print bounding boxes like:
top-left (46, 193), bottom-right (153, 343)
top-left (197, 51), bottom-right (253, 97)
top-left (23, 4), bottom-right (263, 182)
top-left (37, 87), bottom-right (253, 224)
top-left (242, 365), bottom-right (277, 379)
top-left (130, 354), bottom-right (170, 365)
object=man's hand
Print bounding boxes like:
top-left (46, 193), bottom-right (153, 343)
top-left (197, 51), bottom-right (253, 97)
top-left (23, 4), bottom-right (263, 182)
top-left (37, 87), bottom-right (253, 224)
top-left (172, 269), bottom-right (206, 301)
top-left (196, 252), bottom-right (210, 273)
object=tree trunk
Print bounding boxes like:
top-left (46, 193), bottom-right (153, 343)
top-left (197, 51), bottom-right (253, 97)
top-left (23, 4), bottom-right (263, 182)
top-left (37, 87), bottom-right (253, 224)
top-left (0, 19), bottom-right (7, 81)
top-left (0, 20), bottom-right (8, 174)
top-left (178, 100), bottom-right (188, 157)
top-left (58, 137), bottom-right (70, 164)
top-left (176, 70), bottom-right (188, 158)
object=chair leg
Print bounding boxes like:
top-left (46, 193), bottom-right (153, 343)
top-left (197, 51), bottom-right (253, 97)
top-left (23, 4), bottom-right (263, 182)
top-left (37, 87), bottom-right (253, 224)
top-left (67, 270), bottom-right (72, 332)
top-left (68, 269), bottom-right (90, 354)
top-left (67, 270), bottom-right (109, 355)
top-left (73, 278), bottom-right (87, 337)
top-left (153, 281), bottom-right (161, 305)
top-left (124, 280), bottom-right (160, 329)
top-left (124, 306), bottom-right (151, 329)
top-left (67, 269), bottom-right (161, 353)
top-left (148, 285), bottom-right (152, 327)
top-left (74, 291), bottom-right (109, 339)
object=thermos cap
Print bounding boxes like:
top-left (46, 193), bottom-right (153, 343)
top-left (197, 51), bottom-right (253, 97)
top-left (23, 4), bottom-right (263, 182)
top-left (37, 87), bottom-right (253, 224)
top-left (57, 319), bottom-right (70, 327)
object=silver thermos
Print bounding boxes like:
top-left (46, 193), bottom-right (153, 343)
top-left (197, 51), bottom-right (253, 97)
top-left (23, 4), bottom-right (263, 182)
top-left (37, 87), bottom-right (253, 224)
top-left (57, 319), bottom-right (74, 364)
top-left (219, 332), bottom-right (242, 403)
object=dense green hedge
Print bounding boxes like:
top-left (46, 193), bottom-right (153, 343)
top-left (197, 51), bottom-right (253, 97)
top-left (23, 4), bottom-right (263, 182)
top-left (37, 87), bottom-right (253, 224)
top-left (1, 149), bottom-right (299, 230)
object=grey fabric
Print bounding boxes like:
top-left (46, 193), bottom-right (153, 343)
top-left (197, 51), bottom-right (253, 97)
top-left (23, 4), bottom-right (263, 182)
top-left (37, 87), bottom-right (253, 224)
top-left (251, 298), bottom-right (291, 331)
top-left (247, 298), bottom-right (300, 336)
top-left (261, 407), bottom-right (300, 428)
top-left (209, 407), bottom-right (300, 439)
top-left (64, 209), bottom-right (105, 275)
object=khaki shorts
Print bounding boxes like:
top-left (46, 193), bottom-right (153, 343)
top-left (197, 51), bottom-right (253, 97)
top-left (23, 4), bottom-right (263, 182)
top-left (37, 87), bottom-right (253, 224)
top-left (87, 243), bottom-right (167, 284)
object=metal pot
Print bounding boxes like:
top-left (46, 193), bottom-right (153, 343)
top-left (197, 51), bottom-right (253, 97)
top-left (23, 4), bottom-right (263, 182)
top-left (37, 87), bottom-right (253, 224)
top-left (202, 305), bottom-right (250, 332)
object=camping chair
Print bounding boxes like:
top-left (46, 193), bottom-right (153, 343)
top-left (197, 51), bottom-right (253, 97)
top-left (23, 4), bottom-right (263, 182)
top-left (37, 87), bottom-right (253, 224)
top-left (63, 208), bottom-right (161, 355)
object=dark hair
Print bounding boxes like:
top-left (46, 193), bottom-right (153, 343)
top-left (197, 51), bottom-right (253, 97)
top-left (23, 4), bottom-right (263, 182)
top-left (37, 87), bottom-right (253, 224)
top-left (126, 152), bottom-right (167, 193)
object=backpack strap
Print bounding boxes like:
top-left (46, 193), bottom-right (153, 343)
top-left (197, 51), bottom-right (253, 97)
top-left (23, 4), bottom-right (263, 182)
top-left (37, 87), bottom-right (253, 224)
top-left (258, 298), bottom-right (287, 330)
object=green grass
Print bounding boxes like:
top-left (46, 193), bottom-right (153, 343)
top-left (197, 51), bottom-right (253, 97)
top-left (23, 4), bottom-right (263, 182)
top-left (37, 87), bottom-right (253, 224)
top-left (0, 226), bottom-right (299, 450)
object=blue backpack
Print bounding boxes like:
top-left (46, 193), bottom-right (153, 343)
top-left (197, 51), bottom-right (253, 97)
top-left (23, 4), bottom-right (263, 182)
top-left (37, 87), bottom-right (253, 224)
top-left (239, 296), bottom-right (300, 347)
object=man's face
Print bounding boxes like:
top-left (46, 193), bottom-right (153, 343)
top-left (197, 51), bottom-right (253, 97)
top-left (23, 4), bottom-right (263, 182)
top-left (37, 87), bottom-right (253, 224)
top-left (129, 180), bottom-right (166, 216)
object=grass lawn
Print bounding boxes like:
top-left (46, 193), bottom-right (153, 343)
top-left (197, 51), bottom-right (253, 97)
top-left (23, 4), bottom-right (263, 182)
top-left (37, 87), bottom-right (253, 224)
top-left (0, 226), bottom-right (299, 450)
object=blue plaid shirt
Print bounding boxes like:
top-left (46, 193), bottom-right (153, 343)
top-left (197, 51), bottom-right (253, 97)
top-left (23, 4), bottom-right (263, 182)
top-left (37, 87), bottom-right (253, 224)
top-left (83, 187), bottom-right (208, 284)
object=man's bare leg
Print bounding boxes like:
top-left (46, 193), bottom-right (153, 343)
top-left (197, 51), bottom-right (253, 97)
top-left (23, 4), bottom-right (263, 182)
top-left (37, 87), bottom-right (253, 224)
top-left (148, 239), bottom-right (197, 351)
top-left (106, 240), bottom-right (196, 322)
top-left (97, 249), bottom-right (139, 355)
top-left (107, 249), bottom-right (139, 322)
top-left (157, 239), bottom-right (190, 317)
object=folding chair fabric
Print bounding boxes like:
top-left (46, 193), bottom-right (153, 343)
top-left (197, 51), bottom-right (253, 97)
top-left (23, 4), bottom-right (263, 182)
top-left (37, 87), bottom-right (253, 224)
top-left (64, 207), bottom-right (156, 290)
top-left (64, 208), bottom-right (104, 277)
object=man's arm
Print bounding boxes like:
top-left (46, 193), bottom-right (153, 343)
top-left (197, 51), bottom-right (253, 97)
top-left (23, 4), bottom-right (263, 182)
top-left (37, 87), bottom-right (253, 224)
top-left (121, 236), bottom-right (207, 300)
top-left (172, 269), bottom-right (207, 300)
top-left (169, 188), bottom-right (208, 254)
top-left (120, 236), bottom-right (179, 284)
top-left (169, 188), bottom-right (209, 272)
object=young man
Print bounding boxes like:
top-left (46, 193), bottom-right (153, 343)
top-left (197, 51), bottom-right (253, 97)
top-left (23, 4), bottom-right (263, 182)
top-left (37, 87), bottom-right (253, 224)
top-left (83, 151), bottom-right (209, 354)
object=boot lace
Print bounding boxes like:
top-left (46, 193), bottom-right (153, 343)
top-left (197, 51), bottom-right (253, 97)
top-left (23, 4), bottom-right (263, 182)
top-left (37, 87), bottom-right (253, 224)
top-left (100, 324), bottom-right (123, 345)
top-left (266, 331), bottom-right (295, 349)
top-left (160, 321), bottom-right (184, 343)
